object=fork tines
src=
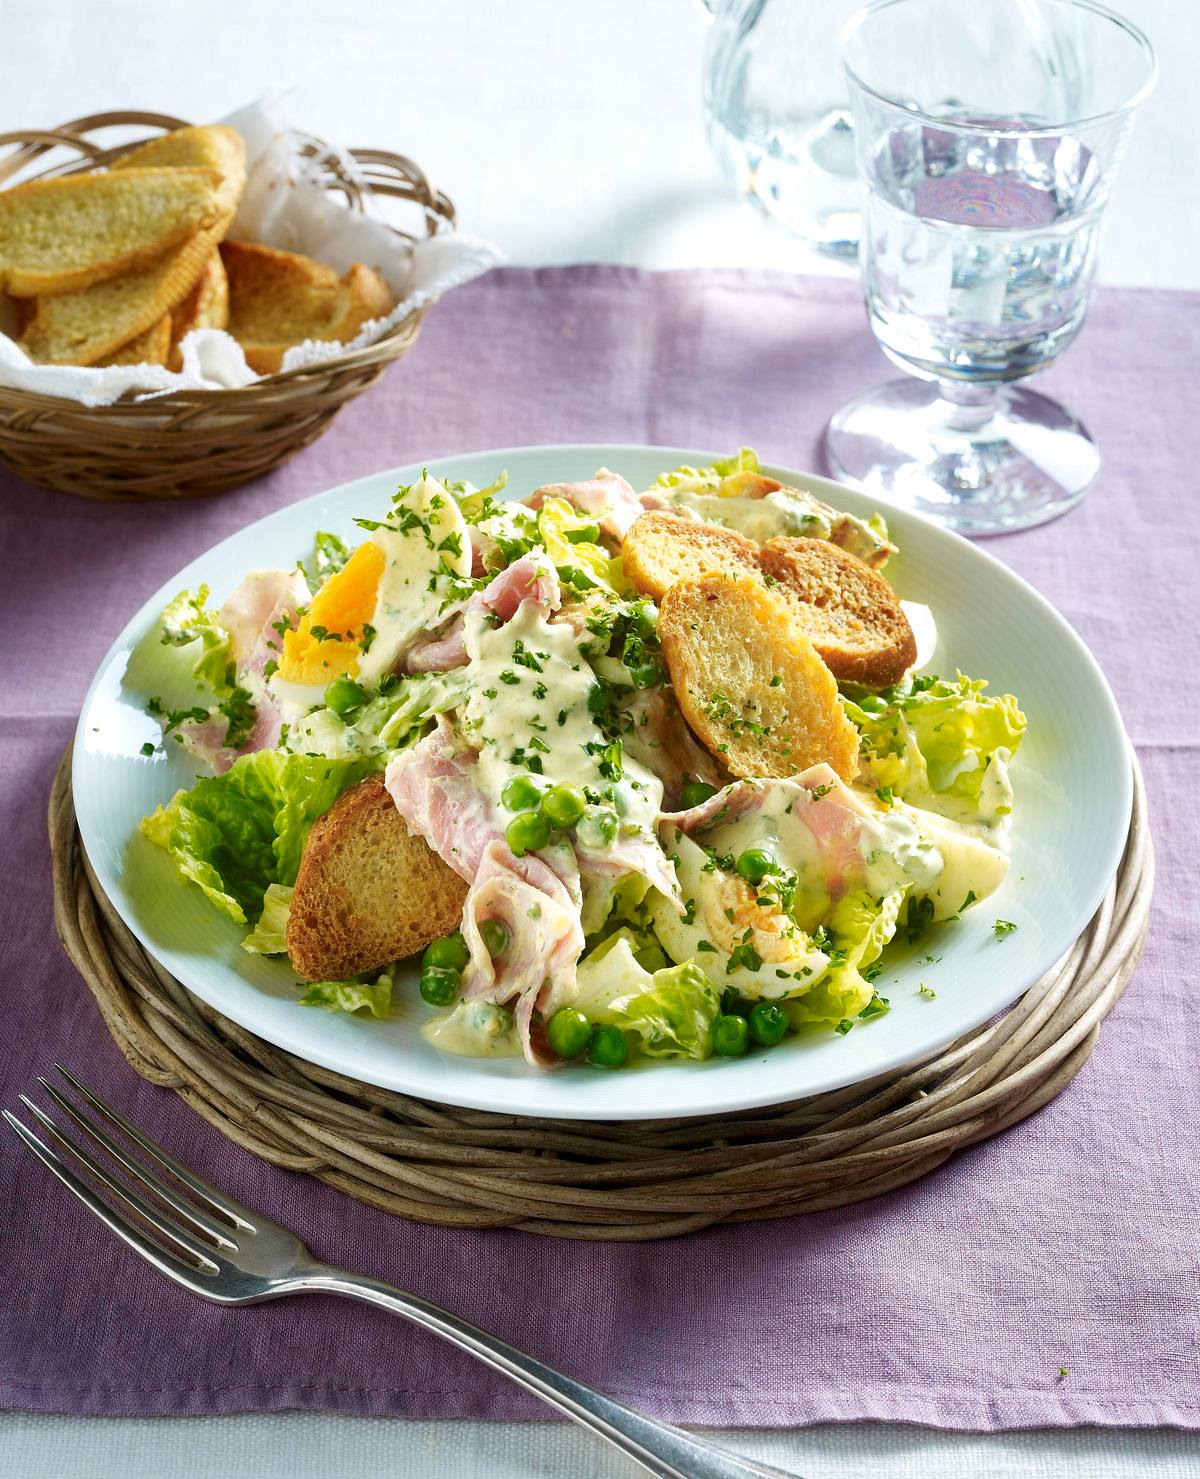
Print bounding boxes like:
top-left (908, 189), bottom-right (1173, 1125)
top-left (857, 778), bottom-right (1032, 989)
top-left (4, 1065), bottom-right (251, 1284)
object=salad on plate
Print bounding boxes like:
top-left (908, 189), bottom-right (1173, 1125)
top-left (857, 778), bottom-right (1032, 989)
top-left (135, 451), bottom-right (1025, 1072)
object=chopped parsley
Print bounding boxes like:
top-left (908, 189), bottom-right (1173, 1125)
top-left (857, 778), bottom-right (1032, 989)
top-left (992, 918), bottom-right (1018, 938)
top-left (858, 993), bottom-right (890, 1020)
top-left (217, 686), bottom-right (257, 750)
top-left (139, 741), bottom-right (155, 757)
top-left (835, 1019), bottom-right (854, 1035)
top-left (904, 894), bottom-right (935, 945)
top-left (918, 984), bottom-right (937, 999)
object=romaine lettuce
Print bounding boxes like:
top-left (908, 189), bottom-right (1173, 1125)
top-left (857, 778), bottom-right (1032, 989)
top-left (300, 973), bottom-right (393, 1018)
top-left (242, 883), bottom-right (294, 954)
top-left (785, 889), bottom-right (904, 1028)
top-left (575, 935), bottom-right (719, 1059)
top-left (158, 586), bottom-right (232, 696)
top-left (140, 750), bottom-right (376, 924)
top-left (649, 447), bottom-right (760, 492)
top-left (843, 674), bottom-right (1026, 828)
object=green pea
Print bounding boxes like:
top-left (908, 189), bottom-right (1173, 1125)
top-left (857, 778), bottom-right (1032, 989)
top-left (540, 784), bottom-right (586, 828)
top-left (324, 676), bottom-right (368, 719)
top-left (419, 965), bottom-right (460, 1007)
top-left (423, 932), bottom-right (469, 972)
top-left (547, 1007), bottom-right (592, 1059)
top-left (680, 780), bottom-right (719, 809)
top-left (633, 944), bottom-right (667, 973)
top-left (566, 523), bottom-right (601, 544)
top-left (587, 1023), bottom-right (628, 1068)
top-left (735, 848), bottom-right (775, 886)
top-left (577, 806), bottom-right (618, 849)
top-left (505, 810), bottom-right (551, 857)
top-left (480, 919), bottom-right (510, 958)
top-left (501, 774), bottom-right (542, 811)
top-left (858, 694), bottom-right (888, 714)
top-left (748, 1000), bottom-right (788, 1047)
top-left (712, 1013), bottom-right (750, 1058)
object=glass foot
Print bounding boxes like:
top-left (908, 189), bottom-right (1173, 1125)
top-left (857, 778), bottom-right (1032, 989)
top-left (823, 378), bottom-right (1100, 535)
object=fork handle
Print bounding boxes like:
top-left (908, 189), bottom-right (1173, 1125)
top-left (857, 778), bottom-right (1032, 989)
top-left (300, 1268), bottom-right (801, 1479)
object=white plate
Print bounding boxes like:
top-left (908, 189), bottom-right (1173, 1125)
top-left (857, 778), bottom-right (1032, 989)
top-left (73, 445), bottom-right (1131, 1121)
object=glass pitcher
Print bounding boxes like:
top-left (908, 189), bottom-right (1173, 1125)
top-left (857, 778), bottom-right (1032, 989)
top-left (700, 0), bottom-right (862, 256)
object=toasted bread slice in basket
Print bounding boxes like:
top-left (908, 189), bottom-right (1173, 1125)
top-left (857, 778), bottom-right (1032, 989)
top-left (168, 251), bottom-right (229, 369)
top-left (622, 511), bottom-right (761, 601)
top-left (223, 240), bottom-right (394, 375)
top-left (112, 124), bottom-right (246, 218)
top-left (18, 127), bottom-right (247, 367)
top-left (658, 574), bottom-right (860, 782)
top-left (288, 773), bottom-right (468, 982)
top-left (758, 536), bottom-right (917, 688)
top-left (0, 167), bottom-right (225, 299)
top-left (97, 313), bottom-right (172, 367)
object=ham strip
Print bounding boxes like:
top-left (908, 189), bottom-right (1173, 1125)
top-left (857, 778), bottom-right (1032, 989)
top-left (528, 470), bottom-right (644, 542)
top-left (405, 554), bottom-right (562, 673)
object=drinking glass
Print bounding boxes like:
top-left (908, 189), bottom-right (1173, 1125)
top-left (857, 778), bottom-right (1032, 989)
top-left (824, 0), bottom-right (1157, 534)
top-left (701, 0), bottom-right (864, 257)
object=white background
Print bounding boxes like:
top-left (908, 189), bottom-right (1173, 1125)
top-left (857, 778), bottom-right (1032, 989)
top-left (2, 2), bottom-right (1197, 1476)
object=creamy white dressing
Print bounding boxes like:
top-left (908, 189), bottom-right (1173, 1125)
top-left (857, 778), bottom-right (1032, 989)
top-left (458, 595), bottom-right (664, 850)
top-left (897, 802), bottom-right (1009, 919)
top-left (421, 999), bottom-right (521, 1057)
top-left (661, 486), bottom-right (891, 566)
top-left (358, 473), bottom-right (472, 687)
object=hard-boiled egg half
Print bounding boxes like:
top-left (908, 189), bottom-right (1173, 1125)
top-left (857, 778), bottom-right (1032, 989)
top-left (269, 474), bottom-right (472, 715)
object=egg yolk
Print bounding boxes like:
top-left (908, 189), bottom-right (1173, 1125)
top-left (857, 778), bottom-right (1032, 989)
top-left (278, 539), bottom-right (385, 686)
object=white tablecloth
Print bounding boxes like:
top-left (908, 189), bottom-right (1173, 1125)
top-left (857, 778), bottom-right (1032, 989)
top-left (3, 1), bottom-right (1198, 1474)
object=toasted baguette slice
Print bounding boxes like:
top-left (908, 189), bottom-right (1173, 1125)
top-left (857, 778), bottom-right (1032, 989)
top-left (223, 241), bottom-right (394, 375)
top-left (622, 511), bottom-right (761, 600)
top-left (0, 167), bottom-right (223, 298)
top-left (21, 221), bottom-right (228, 366)
top-left (112, 125), bottom-right (246, 219)
top-left (658, 574), bottom-right (859, 782)
top-left (168, 251), bottom-right (229, 369)
top-left (758, 537), bottom-right (916, 688)
top-left (288, 773), bottom-right (468, 982)
top-left (97, 313), bottom-right (171, 367)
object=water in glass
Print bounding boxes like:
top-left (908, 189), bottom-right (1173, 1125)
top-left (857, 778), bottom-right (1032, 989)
top-left (865, 121), bottom-right (1101, 381)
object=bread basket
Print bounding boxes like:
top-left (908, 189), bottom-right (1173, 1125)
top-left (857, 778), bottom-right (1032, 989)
top-left (0, 112), bottom-right (456, 502)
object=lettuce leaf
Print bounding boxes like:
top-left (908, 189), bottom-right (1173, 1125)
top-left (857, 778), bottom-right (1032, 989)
top-left (785, 889), bottom-right (904, 1029)
top-left (300, 972), bottom-right (393, 1018)
top-left (242, 883), bottom-right (294, 954)
top-left (649, 447), bottom-right (760, 492)
top-left (575, 935), bottom-right (719, 1059)
top-left (158, 586), bottom-right (232, 696)
top-left (300, 530), bottom-right (352, 594)
top-left (140, 750), bottom-right (376, 924)
top-left (843, 673), bottom-right (1026, 828)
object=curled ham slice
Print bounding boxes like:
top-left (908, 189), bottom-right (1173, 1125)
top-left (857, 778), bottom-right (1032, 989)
top-left (528, 469), bottom-right (644, 542)
top-left (218, 569), bottom-right (308, 682)
top-left (461, 840), bottom-right (585, 1067)
top-left (663, 763), bottom-right (883, 902)
top-left (179, 569), bottom-right (307, 774)
top-left (406, 554), bottom-right (562, 674)
top-left (383, 721), bottom-right (498, 883)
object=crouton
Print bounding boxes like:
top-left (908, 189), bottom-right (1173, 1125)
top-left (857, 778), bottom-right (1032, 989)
top-left (168, 252), bottom-right (229, 369)
top-left (758, 537), bottom-right (916, 688)
top-left (622, 511), bottom-right (760, 600)
top-left (658, 574), bottom-right (859, 782)
top-left (287, 773), bottom-right (468, 982)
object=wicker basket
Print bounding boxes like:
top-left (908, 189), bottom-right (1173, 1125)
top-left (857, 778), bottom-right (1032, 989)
top-left (0, 111), bottom-right (456, 501)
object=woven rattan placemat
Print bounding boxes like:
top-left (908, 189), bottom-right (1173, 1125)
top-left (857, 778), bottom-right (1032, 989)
top-left (49, 748), bottom-right (1153, 1241)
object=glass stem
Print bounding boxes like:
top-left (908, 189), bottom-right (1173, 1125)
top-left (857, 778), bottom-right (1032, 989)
top-left (935, 378), bottom-right (1001, 433)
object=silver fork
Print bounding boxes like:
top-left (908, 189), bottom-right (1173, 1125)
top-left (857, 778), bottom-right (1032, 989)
top-left (5, 1067), bottom-right (800, 1479)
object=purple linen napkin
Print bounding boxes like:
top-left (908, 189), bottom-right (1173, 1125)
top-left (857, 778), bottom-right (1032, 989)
top-left (0, 267), bottom-right (1197, 1429)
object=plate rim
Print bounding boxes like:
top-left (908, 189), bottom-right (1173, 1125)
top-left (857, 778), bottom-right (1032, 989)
top-left (72, 442), bottom-right (1133, 1120)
